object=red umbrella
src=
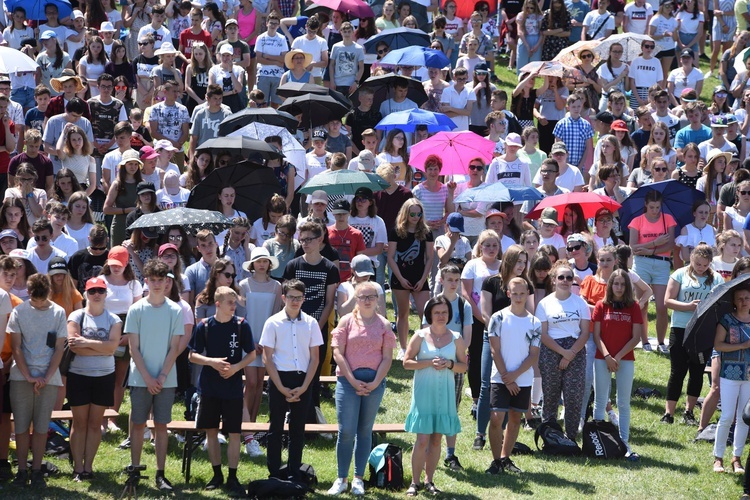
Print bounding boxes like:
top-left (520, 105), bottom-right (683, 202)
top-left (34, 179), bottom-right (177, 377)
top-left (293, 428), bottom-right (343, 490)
top-left (312, 0), bottom-right (374, 18)
top-left (525, 192), bottom-right (622, 221)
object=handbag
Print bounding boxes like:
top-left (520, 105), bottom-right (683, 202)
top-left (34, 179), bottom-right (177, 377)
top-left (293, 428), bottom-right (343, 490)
top-left (60, 312), bottom-right (85, 376)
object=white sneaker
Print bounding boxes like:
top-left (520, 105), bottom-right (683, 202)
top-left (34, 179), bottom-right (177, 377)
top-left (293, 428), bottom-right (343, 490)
top-left (642, 343), bottom-right (653, 352)
top-left (245, 439), bottom-right (264, 457)
top-left (351, 477), bottom-right (365, 496)
top-left (218, 433), bottom-right (227, 444)
top-left (173, 432), bottom-right (185, 444)
top-left (704, 70), bottom-right (712, 78)
top-left (396, 348), bottom-right (405, 361)
top-left (608, 410), bottom-right (619, 428)
top-left (327, 478), bottom-right (348, 495)
top-left (657, 344), bottom-right (670, 355)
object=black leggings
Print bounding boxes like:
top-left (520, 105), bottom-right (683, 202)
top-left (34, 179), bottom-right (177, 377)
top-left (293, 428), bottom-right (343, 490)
top-left (666, 327), bottom-right (708, 402)
top-left (468, 320), bottom-right (485, 399)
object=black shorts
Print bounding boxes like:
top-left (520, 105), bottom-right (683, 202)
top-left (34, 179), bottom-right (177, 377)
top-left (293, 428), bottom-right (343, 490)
top-left (490, 383), bottom-right (531, 413)
top-left (196, 395), bottom-right (243, 434)
top-left (656, 48), bottom-right (675, 58)
top-left (2, 375), bottom-right (10, 415)
top-left (66, 372), bottom-right (116, 407)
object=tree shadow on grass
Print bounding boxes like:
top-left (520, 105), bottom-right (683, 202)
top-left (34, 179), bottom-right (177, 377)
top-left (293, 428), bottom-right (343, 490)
top-left (628, 427), bottom-right (688, 451)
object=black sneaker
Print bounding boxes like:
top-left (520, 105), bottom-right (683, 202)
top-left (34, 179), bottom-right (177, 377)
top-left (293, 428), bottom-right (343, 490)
top-left (485, 459), bottom-right (502, 475)
top-left (29, 470), bottom-right (46, 489)
top-left (700, 53), bottom-right (710, 61)
top-left (156, 475), bottom-right (174, 493)
top-left (0, 461), bottom-right (12, 481)
top-left (444, 454), bottom-right (463, 471)
top-left (225, 477), bottom-right (246, 498)
top-left (205, 474), bottom-right (224, 490)
top-left (660, 413), bottom-right (674, 424)
top-left (500, 457), bottom-right (522, 473)
top-left (470, 403), bottom-right (477, 420)
top-left (472, 435), bottom-right (486, 450)
top-left (683, 410), bottom-right (698, 426)
top-left (12, 469), bottom-right (28, 487)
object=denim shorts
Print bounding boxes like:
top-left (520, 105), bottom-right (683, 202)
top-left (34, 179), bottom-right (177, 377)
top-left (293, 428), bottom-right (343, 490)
top-left (633, 255), bottom-right (671, 286)
top-left (11, 87), bottom-right (34, 110)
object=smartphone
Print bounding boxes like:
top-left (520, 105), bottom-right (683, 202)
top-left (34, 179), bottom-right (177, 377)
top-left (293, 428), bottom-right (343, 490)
top-left (46, 331), bottom-right (57, 349)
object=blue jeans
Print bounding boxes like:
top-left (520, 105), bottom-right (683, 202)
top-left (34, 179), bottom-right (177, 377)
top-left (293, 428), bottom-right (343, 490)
top-left (335, 368), bottom-right (386, 478)
top-left (593, 359), bottom-right (634, 446)
top-left (10, 86), bottom-right (34, 110)
top-left (476, 331), bottom-right (494, 436)
top-left (678, 32), bottom-right (699, 55)
top-left (516, 34), bottom-right (541, 74)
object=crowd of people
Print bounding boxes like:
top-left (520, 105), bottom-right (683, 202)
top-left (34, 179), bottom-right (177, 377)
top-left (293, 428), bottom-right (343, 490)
top-left (1, 0), bottom-right (750, 497)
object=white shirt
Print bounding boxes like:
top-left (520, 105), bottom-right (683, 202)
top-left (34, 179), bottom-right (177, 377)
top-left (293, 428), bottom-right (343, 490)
top-left (533, 164), bottom-right (585, 192)
top-left (29, 246), bottom-right (68, 273)
top-left (534, 293), bottom-right (591, 340)
top-left (624, 2), bottom-right (654, 34)
top-left (259, 309), bottom-right (324, 372)
top-left (486, 155), bottom-right (532, 186)
top-left (256, 31), bottom-right (289, 78)
top-left (582, 10), bottom-right (615, 40)
top-left (488, 308), bottom-right (542, 387)
top-left (440, 84), bottom-right (475, 131)
top-left (27, 232), bottom-right (78, 258)
top-left (137, 24), bottom-right (172, 49)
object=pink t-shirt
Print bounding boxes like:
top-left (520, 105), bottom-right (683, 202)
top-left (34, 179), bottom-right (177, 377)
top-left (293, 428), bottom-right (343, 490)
top-left (331, 313), bottom-right (397, 376)
top-left (628, 213), bottom-right (677, 257)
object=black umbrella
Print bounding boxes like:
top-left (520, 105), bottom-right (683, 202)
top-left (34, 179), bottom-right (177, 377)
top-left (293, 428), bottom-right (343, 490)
top-left (683, 273), bottom-right (750, 364)
top-left (276, 82), bottom-right (352, 109)
top-left (351, 74), bottom-right (428, 114)
top-left (218, 108), bottom-right (299, 136)
top-left (196, 137), bottom-right (285, 163)
top-left (278, 94), bottom-right (350, 130)
top-left (126, 208), bottom-right (234, 236)
top-left (187, 161), bottom-right (283, 224)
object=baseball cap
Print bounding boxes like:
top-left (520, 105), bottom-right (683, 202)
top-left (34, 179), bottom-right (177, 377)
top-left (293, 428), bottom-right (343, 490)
top-left (219, 44), bottom-right (234, 55)
top-left (310, 190), bottom-right (328, 205)
top-left (48, 256), bottom-right (68, 275)
top-left (106, 246), bottom-right (129, 267)
top-left (485, 208), bottom-right (507, 220)
top-left (595, 208), bottom-right (613, 220)
top-left (679, 48), bottom-right (694, 59)
top-left (567, 233), bottom-right (588, 246)
top-left (711, 115), bottom-right (728, 128)
top-left (71, 9), bottom-right (84, 20)
top-left (680, 88), bottom-right (697, 102)
top-left (446, 212), bottom-right (464, 233)
top-left (726, 114), bottom-right (739, 125)
top-left (330, 199), bottom-right (351, 214)
top-left (0, 229), bottom-right (19, 241)
top-left (474, 62), bottom-right (490, 74)
top-left (550, 142), bottom-right (567, 154)
top-left (595, 110), bottom-right (614, 124)
top-left (505, 133), bottom-right (522, 148)
top-left (154, 139), bottom-right (178, 152)
top-left (136, 181), bottom-right (156, 195)
top-left (540, 207), bottom-right (559, 226)
top-left (85, 276), bottom-right (108, 291)
top-left (611, 120), bottom-right (629, 132)
top-left (356, 150), bottom-right (376, 171)
top-left (351, 254), bottom-right (375, 277)
top-left (40, 30), bottom-right (56, 40)
top-left (354, 187), bottom-right (374, 199)
top-left (312, 129), bottom-right (328, 141)
top-left (225, 18), bottom-right (238, 27)
top-left (158, 243), bottom-right (179, 256)
top-left (714, 85), bottom-right (728, 95)
top-left (139, 146), bottom-right (159, 160)
top-left (8, 249), bottom-right (30, 261)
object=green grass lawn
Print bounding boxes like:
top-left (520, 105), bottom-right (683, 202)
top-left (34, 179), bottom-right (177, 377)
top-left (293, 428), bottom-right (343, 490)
top-left (3, 301), bottom-right (747, 499)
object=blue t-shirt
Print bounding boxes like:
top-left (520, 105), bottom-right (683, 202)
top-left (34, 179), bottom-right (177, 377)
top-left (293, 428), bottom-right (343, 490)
top-left (669, 266), bottom-right (723, 329)
top-left (718, 313), bottom-right (750, 381)
top-left (566, 0), bottom-right (591, 42)
top-left (189, 315), bottom-right (254, 399)
top-left (674, 125), bottom-right (712, 151)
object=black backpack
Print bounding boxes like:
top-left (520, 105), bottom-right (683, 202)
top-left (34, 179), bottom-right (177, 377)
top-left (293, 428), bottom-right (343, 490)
top-left (582, 420), bottom-right (627, 459)
top-left (278, 464), bottom-right (317, 486)
top-left (368, 444), bottom-right (404, 490)
top-left (534, 420), bottom-right (581, 456)
top-left (246, 477), bottom-right (309, 499)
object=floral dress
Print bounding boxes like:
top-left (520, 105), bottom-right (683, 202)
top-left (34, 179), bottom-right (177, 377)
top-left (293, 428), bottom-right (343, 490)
top-left (541, 12), bottom-right (571, 62)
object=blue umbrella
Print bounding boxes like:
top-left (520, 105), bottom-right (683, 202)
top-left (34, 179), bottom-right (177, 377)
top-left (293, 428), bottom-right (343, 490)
top-left (380, 47), bottom-right (450, 69)
top-left (363, 27), bottom-right (431, 54)
top-left (6, 0), bottom-right (72, 21)
top-left (454, 182), bottom-right (544, 204)
top-left (375, 109), bottom-right (456, 133)
top-left (507, 186), bottom-right (545, 202)
top-left (617, 180), bottom-right (706, 233)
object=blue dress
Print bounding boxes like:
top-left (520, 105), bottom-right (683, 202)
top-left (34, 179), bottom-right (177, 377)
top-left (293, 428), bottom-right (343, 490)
top-left (404, 330), bottom-right (462, 436)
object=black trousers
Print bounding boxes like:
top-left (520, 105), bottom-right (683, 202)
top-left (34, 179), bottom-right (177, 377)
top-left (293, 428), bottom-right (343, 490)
top-left (468, 320), bottom-right (485, 399)
top-left (308, 324), bottom-right (329, 423)
top-left (267, 371), bottom-right (313, 478)
top-left (666, 327), bottom-right (708, 402)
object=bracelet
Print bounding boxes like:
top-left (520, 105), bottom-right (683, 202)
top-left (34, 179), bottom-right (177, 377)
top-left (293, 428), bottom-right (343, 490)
top-left (604, 354), bottom-right (612, 359)
top-left (448, 360), bottom-right (454, 370)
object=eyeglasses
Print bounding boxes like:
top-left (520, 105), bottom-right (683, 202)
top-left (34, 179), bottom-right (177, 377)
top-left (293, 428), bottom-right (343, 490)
top-left (556, 275), bottom-right (574, 282)
top-left (653, 167), bottom-right (668, 172)
top-left (18, 177), bottom-right (33, 182)
top-left (597, 217), bottom-right (613, 223)
top-left (161, 252), bottom-right (178, 259)
top-left (357, 294), bottom-right (378, 302)
top-left (740, 190), bottom-right (750, 196)
top-left (87, 288), bottom-right (107, 295)
top-left (286, 294), bottom-right (305, 302)
top-left (299, 236), bottom-right (319, 244)
top-left (409, 211), bottom-right (423, 217)
top-left (643, 44), bottom-right (655, 49)
top-left (138, 41), bottom-right (152, 46)
top-left (580, 53), bottom-right (594, 59)
top-left (566, 244), bottom-right (582, 252)
top-left (34, 235), bottom-right (49, 242)
top-left (468, 164), bottom-right (484, 171)
top-left (90, 245), bottom-right (107, 251)
top-left (276, 230), bottom-right (290, 238)
top-left (540, 169), bottom-right (558, 174)
top-left (221, 272), bottom-right (237, 280)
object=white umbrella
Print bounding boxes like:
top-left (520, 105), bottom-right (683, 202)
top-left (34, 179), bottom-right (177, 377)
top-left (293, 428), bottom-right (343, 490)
top-left (228, 122), bottom-right (306, 191)
top-left (0, 46), bottom-right (37, 73)
top-left (734, 48), bottom-right (750, 76)
top-left (593, 33), bottom-right (654, 63)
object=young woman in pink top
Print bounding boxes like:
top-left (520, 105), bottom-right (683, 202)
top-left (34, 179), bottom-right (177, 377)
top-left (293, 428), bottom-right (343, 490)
top-left (237, 0), bottom-right (263, 91)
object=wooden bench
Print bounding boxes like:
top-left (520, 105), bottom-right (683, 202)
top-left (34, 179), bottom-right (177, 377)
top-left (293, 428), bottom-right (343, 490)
top-left (12, 409), bottom-right (120, 421)
top-left (147, 420), bottom-right (405, 482)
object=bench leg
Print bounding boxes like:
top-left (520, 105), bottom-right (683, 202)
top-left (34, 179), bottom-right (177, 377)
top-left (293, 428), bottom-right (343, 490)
top-left (182, 431), bottom-right (193, 482)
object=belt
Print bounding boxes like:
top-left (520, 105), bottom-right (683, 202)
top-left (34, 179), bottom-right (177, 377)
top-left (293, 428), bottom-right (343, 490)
top-left (642, 254), bottom-right (671, 262)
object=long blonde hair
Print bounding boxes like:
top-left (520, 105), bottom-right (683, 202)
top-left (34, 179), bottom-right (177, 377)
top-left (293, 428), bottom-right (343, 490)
top-left (474, 229), bottom-right (501, 259)
top-left (395, 199), bottom-right (430, 240)
top-left (351, 281), bottom-right (381, 323)
top-left (49, 269), bottom-right (78, 312)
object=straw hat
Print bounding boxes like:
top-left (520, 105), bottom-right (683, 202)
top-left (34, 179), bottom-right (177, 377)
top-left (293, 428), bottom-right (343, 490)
top-left (154, 42), bottom-right (179, 56)
top-left (50, 69), bottom-right (84, 94)
top-left (284, 49), bottom-right (313, 70)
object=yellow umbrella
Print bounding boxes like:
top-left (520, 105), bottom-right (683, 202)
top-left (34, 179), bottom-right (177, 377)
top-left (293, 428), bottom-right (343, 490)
top-left (553, 40), bottom-right (603, 68)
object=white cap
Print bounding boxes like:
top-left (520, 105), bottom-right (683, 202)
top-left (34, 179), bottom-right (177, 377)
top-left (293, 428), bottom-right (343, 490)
top-left (219, 44), bottom-right (234, 56)
top-left (71, 10), bottom-right (84, 20)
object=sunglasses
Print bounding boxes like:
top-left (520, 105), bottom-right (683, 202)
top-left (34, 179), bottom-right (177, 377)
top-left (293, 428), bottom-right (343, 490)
top-left (653, 167), bottom-right (668, 172)
top-left (377, 49), bottom-right (388, 54)
top-left (355, 196), bottom-right (371, 203)
top-left (138, 41), bottom-right (152, 46)
top-left (566, 244), bottom-right (582, 252)
top-left (409, 211), bottom-right (423, 217)
top-left (115, 85), bottom-right (127, 91)
top-left (168, 234), bottom-right (183, 241)
top-left (556, 275), bottom-right (574, 282)
top-left (34, 235), bottom-right (49, 242)
top-left (90, 245), bottom-right (107, 251)
top-left (87, 288), bottom-right (107, 295)
top-left (221, 272), bottom-right (237, 280)
top-left (468, 164), bottom-right (484, 171)
top-left (643, 44), bottom-right (655, 49)
top-left (740, 190), bottom-right (750, 196)
top-left (580, 53), bottom-right (594, 59)
top-left (715, 92), bottom-right (728, 98)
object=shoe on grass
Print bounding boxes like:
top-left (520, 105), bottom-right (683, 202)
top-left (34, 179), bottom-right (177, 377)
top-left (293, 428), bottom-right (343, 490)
top-left (29, 470), bottom-right (46, 489)
top-left (500, 457), bottom-right (522, 473)
top-left (485, 459), bottom-right (502, 475)
top-left (327, 477), bottom-right (348, 495)
top-left (225, 477), bottom-right (246, 498)
top-left (473, 435), bottom-right (486, 450)
top-left (642, 343), bottom-right (653, 352)
top-left (156, 475), bottom-right (174, 492)
top-left (351, 477), bottom-right (365, 496)
top-left (12, 469), bottom-right (28, 487)
top-left (657, 344), bottom-right (670, 355)
top-left (205, 474), bottom-right (224, 490)
top-left (660, 413), bottom-right (674, 424)
top-left (683, 410), bottom-right (698, 426)
top-left (444, 454), bottom-right (463, 471)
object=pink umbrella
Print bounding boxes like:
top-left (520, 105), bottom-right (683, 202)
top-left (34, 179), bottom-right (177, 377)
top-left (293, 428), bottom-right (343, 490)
top-left (311, 0), bottom-right (374, 18)
top-left (409, 131), bottom-right (495, 175)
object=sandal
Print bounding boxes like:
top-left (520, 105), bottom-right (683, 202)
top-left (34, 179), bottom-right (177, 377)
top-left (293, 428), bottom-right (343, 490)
top-left (424, 482), bottom-right (442, 495)
top-left (714, 459), bottom-right (725, 473)
top-left (406, 483), bottom-right (420, 497)
top-left (733, 458), bottom-right (746, 474)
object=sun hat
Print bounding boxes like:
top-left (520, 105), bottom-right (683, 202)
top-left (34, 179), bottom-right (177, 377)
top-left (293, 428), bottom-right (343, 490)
top-left (100, 21), bottom-right (115, 32)
top-left (706, 149), bottom-right (733, 170)
top-left (540, 207), bottom-right (559, 225)
top-left (505, 133), bottom-right (522, 148)
top-left (284, 49), bottom-right (313, 70)
top-left (154, 42), bottom-right (179, 56)
top-left (118, 149), bottom-right (143, 167)
top-left (50, 69), bottom-right (83, 94)
top-left (242, 247), bottom-right (279, 272)
top-left (106, 246), bottom-right (129, 267)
